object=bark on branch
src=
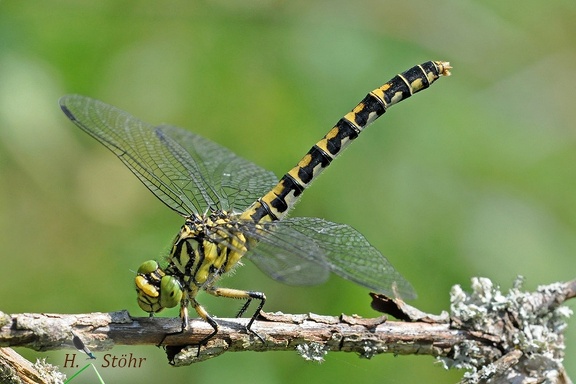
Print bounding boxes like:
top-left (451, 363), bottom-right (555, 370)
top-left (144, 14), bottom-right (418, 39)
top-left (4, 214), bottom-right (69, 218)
top-left (0, 277), bottom-right (574, 384)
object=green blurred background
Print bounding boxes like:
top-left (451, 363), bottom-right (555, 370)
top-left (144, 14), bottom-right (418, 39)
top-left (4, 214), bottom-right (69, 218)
top-left (1, 0), bottom-right (575, 382)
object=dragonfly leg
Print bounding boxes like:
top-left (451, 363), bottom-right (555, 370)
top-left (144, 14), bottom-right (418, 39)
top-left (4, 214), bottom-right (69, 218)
top-left (157, 296), bottom-right (190, 348)
top-left (207, 287), bottom-right (266, 343)
top-left (161, 296), bottom-right (219, 362)
top-left (191, 298), bottom-right (219, 348)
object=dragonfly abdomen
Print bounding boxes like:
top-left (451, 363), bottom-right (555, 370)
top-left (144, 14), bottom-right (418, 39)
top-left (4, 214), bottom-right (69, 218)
top-left (242, 60), bottom-right (450, 223)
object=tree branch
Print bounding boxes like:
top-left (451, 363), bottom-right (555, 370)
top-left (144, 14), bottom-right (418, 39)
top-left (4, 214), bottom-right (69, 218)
top-left (0, 277), bottom-right (574, 383)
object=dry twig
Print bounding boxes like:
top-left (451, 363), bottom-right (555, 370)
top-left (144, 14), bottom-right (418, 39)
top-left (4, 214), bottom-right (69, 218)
top-left (0, 277), bottom-right (574, 383)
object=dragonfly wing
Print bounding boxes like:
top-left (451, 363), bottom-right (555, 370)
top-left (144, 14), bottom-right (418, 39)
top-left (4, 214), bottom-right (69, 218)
top-left (60, 95), bottom-right (204, 215)
top-left (243, 221), bottom-right (331, 286)
top-left (157, 125), bottom-right (278, 213)
top-left (59, 95), bottom-right (276, 215)
top-left (266, 217), bottom-right (417, 300)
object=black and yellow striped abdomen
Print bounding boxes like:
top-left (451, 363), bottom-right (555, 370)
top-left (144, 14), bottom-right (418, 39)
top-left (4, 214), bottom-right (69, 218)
top-left (241, 60), bottom-right (451, 223)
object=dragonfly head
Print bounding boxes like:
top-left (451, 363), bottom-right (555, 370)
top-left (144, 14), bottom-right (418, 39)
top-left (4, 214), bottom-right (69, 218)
top-left (135, 260), bottom-right (183, 314)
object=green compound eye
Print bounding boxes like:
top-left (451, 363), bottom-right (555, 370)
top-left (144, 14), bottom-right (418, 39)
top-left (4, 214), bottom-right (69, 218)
top-left (135, 260), bottom-right (172, 313)
top-left (137, 260), bottom-right (160, 274)
top-left (159, 276), bottom-right (183, 308)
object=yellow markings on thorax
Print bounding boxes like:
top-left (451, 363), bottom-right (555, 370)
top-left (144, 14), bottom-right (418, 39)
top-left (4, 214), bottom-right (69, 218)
top-left (212, 216), bottom-right (248, 272)
top-left (195, 240), bottom-right (218, 284)
top-left (170, 226), bottom-right (195, 274)
top-left (224, 230), bottom-right (247, 271)
top-left (170, 214), bottom-right (250, 288)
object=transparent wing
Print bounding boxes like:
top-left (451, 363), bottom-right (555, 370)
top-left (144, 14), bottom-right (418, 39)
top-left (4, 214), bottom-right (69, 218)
top-left (241, 221), bottom-right (331, 286)
top-left (157, 125), bottom-right (278, 212)
top-left (59, 95), bottom-right (277, 215)
top-left (242, 218), bottom-right (416, 300)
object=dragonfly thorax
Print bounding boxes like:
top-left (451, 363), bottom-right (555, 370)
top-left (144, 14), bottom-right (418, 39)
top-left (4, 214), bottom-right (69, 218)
top-left (168, 211), bottom-right (249, 286)
top-left (134, 211), bottom-right (250, 315)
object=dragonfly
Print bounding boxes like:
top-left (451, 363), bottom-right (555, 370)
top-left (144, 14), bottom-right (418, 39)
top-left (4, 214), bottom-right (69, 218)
top-left (60, 60), bottom-right (451, 352)
top-left (72, 332), bottom-right (96, 360)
